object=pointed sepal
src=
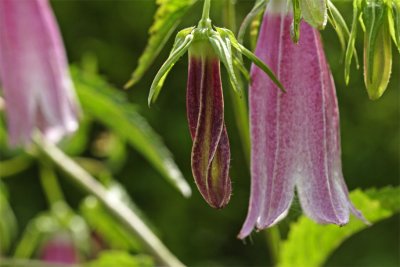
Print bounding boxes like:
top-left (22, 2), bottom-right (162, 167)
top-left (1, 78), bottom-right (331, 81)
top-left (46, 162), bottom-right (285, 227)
top-left (148, 27), bottom-right (194, 105)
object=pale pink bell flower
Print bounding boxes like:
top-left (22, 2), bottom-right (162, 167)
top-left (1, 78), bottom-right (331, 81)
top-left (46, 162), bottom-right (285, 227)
top-left (0, 0), bottom-right (79, 146)
top-left (239, 0), bottom-right (365, 238)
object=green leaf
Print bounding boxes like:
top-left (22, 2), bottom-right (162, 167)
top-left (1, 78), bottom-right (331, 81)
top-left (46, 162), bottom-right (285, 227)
top-left (0, 181), bottom-right (18, 253)
top-left (148, 27), bottom-right (194, 105)
top-left (71, 67), bottom-right (191, 198)
top-left (86, 250), bottom-right (154, 267)
top-left (278, 186), bottom-right (400, 267)
top-left (299, 0), bottom-right (328, 29)
top-left (125, 0), bottom-right (198, 87)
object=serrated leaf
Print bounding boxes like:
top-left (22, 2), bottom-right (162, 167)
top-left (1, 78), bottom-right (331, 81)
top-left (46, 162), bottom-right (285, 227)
top-left (125, 0), bottom-right (198, 87)
top-left (71, 67), bottom-right (191, 197)
top-left (278, 186), bottom-right (400, 267)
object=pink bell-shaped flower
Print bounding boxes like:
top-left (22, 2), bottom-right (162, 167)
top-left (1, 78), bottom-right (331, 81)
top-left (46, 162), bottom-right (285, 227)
top-left (239, 0), bottom-right (365, 238)
top-left (0, 0), bottom-right (79, 146)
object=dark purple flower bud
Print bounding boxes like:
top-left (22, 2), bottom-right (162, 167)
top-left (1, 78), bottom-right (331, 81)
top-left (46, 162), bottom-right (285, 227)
top-left (40, 234), bottom-right (79, 264)
top-left (186, 41), bottom-right (231, 209)
top-left (239, 0), bottom-right (366, 238)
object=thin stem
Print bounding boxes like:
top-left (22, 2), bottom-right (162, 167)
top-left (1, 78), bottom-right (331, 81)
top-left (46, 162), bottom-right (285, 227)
top-left (201, 0), bottom-right (211, 21)
top-left (38, 160), bottom-right (65, 205)
top-left (34, 136), bottom-right (185, 267)
top-left (223, 0), bottom-right (251, 165)
top-left (223, 0), bottom-right (281, 265)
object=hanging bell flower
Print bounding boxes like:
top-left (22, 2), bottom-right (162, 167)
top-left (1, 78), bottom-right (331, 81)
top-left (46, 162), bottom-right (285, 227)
top-left (147, 0), bottom-right (283, 208)
top-left (0, 0), bottom-right (80, 146)
top-left (239, 0), bottom-right (366, 238)
top-left (40, 233), bottom-right (79, 264)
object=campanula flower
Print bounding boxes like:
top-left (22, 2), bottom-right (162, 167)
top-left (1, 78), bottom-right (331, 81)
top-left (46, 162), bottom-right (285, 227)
top-left (40, 234), bottom-right (79, 264)
top-left (239, 0), bottom-right (365, 238)
top-left (0, 0), bottom-right (79, 146)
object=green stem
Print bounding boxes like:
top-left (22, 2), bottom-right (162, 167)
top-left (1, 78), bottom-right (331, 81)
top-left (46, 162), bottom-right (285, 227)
top-left (223, 0), bottom-right (281, 265)
top-left (201, 0), bottom-right (211, 21)
top-left (223, 0), bottom-right (251, 165)
top-left (199, 0), bottom-right (212, 28)
top-left (34, 136), bottom-right (185, 267)
top-left (38, 160), bottom-right (65, 205)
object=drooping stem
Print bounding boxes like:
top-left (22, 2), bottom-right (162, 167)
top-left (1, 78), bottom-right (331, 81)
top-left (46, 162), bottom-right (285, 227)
top-left (199, 0), bottom-right (212, 28)
top-left (222, 0), bottom-right (251, 164)
top-left (34, 136), bottom-right (185, 267)
top-left (223, 0), bottom-right (281, 265)
top-left (201, 0), bottom-right (211, 21)
top-left (38, 160), bottom-right (65, 205)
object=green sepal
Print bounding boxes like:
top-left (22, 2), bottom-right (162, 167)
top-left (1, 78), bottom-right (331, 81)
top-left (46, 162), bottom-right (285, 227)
top-left (209, 31), bottom-right (243, 96)
top-left (327, 0), bottom-right (360, 65)
top-left (291, 0), bottom-right (302, 43)
top-left (238, 0), bottom-right (268, 44)
top-left (388, 0), bottom-right (400, 52)
top-left (362, 0), bottom-right (392, 100)
top-left (148, 27), bottom-right (194, 105)
top-left (215, 27), bottom-right (285, 92)
top-left (345, 0), bottom-right (361, 84)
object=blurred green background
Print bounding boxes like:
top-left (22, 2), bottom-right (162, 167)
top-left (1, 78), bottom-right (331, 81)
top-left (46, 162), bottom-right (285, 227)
top-left (2, 0), bottom-right (399, 266)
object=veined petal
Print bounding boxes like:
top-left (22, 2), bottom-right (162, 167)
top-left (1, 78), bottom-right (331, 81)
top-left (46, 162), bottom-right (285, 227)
top-left (240, 6), bottom-right (296, 238)
top-left (293, 21), bottom-right (360, 225)
top-left (239, 0), bottom-right (364, 238)
top-left (0, 0), bottom-right (79, 146)
top-left (187, 42), bottom-right (231, 209)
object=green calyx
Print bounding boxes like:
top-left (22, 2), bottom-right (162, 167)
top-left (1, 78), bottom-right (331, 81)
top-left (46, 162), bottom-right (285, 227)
top-left (148, 18), bottom-right (284, 106)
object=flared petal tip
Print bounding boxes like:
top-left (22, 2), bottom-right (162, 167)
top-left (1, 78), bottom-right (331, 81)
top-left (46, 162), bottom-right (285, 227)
top-left (204, 181), bottom-right (232, 209)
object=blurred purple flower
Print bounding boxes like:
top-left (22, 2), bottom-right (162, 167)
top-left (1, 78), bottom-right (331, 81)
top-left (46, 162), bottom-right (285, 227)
top-left (239, 0), bottom-right (365, 238)
top-left (186, 41), bottom-right (231, 209)
top-left (0, 0), bottom-right (79, 146)
top-left (40, 234), bottom-right (79, 264)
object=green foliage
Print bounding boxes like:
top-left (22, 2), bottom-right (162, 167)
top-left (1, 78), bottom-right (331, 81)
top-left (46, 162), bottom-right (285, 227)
top-left (126, 0), bottom-right (198, 87)
top-left (0, 181), bottom-right (17, 253)
top-left (85, 250), bottom-right (154, 267)
top-left (278, 187), bottom-right (400, 267)
top-left (71, 67), bottom-right (191, 197)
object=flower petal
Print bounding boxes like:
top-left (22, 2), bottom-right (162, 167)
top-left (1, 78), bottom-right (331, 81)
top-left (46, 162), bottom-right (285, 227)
top-left (0, 0), bottom-right (79, 146)
top-left (187, 48), bottom-right (231, 209)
